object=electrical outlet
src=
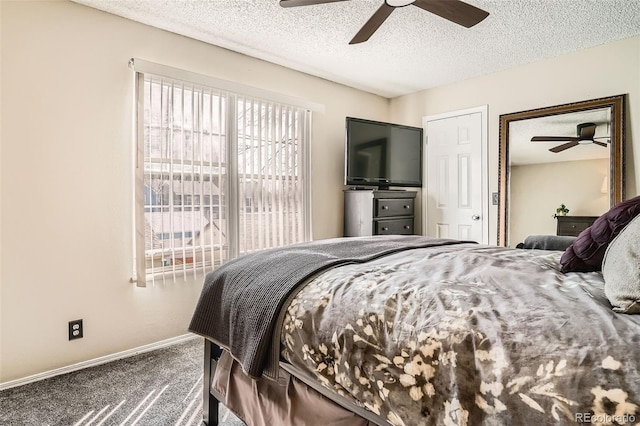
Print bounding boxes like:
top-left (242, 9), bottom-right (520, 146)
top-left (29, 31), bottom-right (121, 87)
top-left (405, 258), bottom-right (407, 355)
top-left (69, 319), bottom-right (83, 340)
top-left (492, 192), bottom-right (499, 206)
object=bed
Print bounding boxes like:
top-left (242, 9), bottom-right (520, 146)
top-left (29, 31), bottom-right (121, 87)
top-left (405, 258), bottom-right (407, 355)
top-left (189, 226), bottom-right (640, 425)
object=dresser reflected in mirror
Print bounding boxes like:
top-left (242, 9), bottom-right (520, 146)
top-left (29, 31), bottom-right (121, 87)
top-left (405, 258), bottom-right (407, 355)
top-left (498, 95), bottom-right (626, 247)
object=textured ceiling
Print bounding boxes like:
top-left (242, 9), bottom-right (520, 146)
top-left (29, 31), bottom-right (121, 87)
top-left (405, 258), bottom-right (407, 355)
top-left (510, 108), bottom-right (611, 165)
top-left (72, 0), bottom-right (640, 98)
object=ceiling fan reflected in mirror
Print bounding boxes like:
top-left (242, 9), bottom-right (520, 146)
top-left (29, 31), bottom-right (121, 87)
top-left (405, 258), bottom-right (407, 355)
top-left (531, 122), bottom-right (610, 153)
top-left (279, 0), bottom-right (490, 44)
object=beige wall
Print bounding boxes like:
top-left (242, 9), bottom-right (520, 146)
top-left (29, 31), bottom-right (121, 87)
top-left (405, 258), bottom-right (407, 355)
top-left (0, 1), bottom-right (389, 383)
top-left (2, 0), bottom-right (639, 385)
top-left (390, 36), bottom-right (640, 244)
top-left (509, 159), bottom-right (609, 247)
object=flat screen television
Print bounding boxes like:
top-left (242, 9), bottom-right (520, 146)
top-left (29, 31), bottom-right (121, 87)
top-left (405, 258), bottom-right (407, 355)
top-left (345, 117), bottom-right (423, 189)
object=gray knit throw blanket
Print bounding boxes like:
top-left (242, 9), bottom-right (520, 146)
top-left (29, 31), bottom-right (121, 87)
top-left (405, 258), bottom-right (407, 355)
top-left (189, 235), bottom-right (470, 378)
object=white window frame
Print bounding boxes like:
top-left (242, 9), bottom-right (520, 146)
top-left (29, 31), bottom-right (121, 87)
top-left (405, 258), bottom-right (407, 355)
top-left (130, 59), bottom-right (321, 286)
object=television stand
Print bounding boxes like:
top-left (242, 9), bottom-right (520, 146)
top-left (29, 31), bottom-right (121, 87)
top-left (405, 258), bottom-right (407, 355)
top-left (344, 189), bottom-right (416, 236)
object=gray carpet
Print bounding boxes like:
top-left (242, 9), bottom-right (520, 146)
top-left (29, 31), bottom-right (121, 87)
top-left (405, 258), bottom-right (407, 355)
top-left (0, 337), bottom-right (246, 426)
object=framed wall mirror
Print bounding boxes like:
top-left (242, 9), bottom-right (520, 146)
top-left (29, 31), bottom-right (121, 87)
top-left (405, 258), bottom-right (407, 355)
top-left (498, 94), bottom-right (626, 246)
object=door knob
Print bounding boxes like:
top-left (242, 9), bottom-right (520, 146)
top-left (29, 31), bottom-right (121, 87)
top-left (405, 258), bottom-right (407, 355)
top-left (472, 214), bottom-right (480, 221)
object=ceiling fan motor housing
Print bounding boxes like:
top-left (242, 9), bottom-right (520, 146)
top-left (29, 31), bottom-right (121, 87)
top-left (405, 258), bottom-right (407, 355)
top-left (577, 122), bottom-right (597, 143)
top-left (577, 122), bottom-right (596, 133)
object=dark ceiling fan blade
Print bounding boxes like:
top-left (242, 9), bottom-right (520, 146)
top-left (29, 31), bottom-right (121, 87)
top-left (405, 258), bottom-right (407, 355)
top-left (531, 136), bottom-right (578, 142)
top-left (412, 0), bottom-right (489, 28)
top-left (349, 2), bottom-right (395, 44)
top-left (593, 141), bottom-right (609, 147)
top-left (279, 0), bottom-right (347, 7)
top-left (549, 141), bottom-right (579, 153)
top-left (578, 122), bottom-right (597, 140)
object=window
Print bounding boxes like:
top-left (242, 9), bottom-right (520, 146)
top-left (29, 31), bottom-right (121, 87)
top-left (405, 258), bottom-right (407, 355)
top-left (132, 62), bottom-right (312, 286)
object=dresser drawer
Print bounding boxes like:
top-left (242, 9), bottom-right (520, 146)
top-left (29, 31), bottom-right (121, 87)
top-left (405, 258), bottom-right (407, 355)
top-left (556, 216), bottom-right (598, 237)
top-left (375, 218), bottom-right (414, 235)
top-left (375, 198), bottom-right (414, 218)
top-left (343, 189), bottom-right (416, 237)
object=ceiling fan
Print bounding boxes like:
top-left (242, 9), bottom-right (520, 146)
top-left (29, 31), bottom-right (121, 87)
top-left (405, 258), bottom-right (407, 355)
top-left (531, 122), bottom-right (610, 153)
top-left (279, 0), bottom-right (490, 44)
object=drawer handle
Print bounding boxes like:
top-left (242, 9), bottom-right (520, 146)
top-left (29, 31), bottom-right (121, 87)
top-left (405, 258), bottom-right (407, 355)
top-left (382, 227), bottom-right (388, 231)
top-left (404, 225), bottom-right (410, 229)
top-left (382, 206), bottom-right (389, 210)
top-left (571, 225), bottom-right (576, 228)
top-left (403, 205), bottom-right (410, 209)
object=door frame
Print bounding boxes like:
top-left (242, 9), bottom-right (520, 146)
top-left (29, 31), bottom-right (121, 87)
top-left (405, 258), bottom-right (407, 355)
top-left (422, 105), bottom-right (489, 244)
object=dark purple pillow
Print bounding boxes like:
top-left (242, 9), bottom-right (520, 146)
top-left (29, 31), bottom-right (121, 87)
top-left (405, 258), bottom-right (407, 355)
top-left (560, 195), bottom-right (640, 273)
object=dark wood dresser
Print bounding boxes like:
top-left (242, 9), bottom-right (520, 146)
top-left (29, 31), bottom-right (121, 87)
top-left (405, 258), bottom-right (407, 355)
top-left (556, 215), bottom-right (599, 237)
top-left (344, 189), bottom-right (416, 237)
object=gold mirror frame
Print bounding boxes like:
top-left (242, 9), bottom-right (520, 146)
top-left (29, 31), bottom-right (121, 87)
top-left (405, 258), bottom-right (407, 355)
top-left (498, 94), bottom-right (626, 246)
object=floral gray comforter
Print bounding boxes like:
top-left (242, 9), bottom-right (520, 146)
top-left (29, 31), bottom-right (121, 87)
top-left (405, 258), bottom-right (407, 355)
top-left (280, 244), bottom-right (640, 425)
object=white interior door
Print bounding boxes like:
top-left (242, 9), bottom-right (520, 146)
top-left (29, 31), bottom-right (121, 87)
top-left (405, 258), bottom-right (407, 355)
top-left (423, 106), bottom-right (488, 243)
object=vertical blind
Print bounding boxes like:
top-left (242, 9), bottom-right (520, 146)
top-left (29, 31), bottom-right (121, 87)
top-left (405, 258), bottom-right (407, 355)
top-left (133, 66), bottom-right (312, 286)
top-left (236, 96), bottom-right (309, 254)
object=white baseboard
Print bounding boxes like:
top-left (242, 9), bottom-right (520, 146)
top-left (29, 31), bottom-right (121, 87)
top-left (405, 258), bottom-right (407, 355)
top-left (0, 333), bottom-right (200, 391)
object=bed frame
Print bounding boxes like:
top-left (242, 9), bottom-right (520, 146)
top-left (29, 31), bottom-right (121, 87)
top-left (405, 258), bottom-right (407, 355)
top-left (203, 339), bottom-right (222, 426)
top-left (201, 338), bottom-right (383, 425)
